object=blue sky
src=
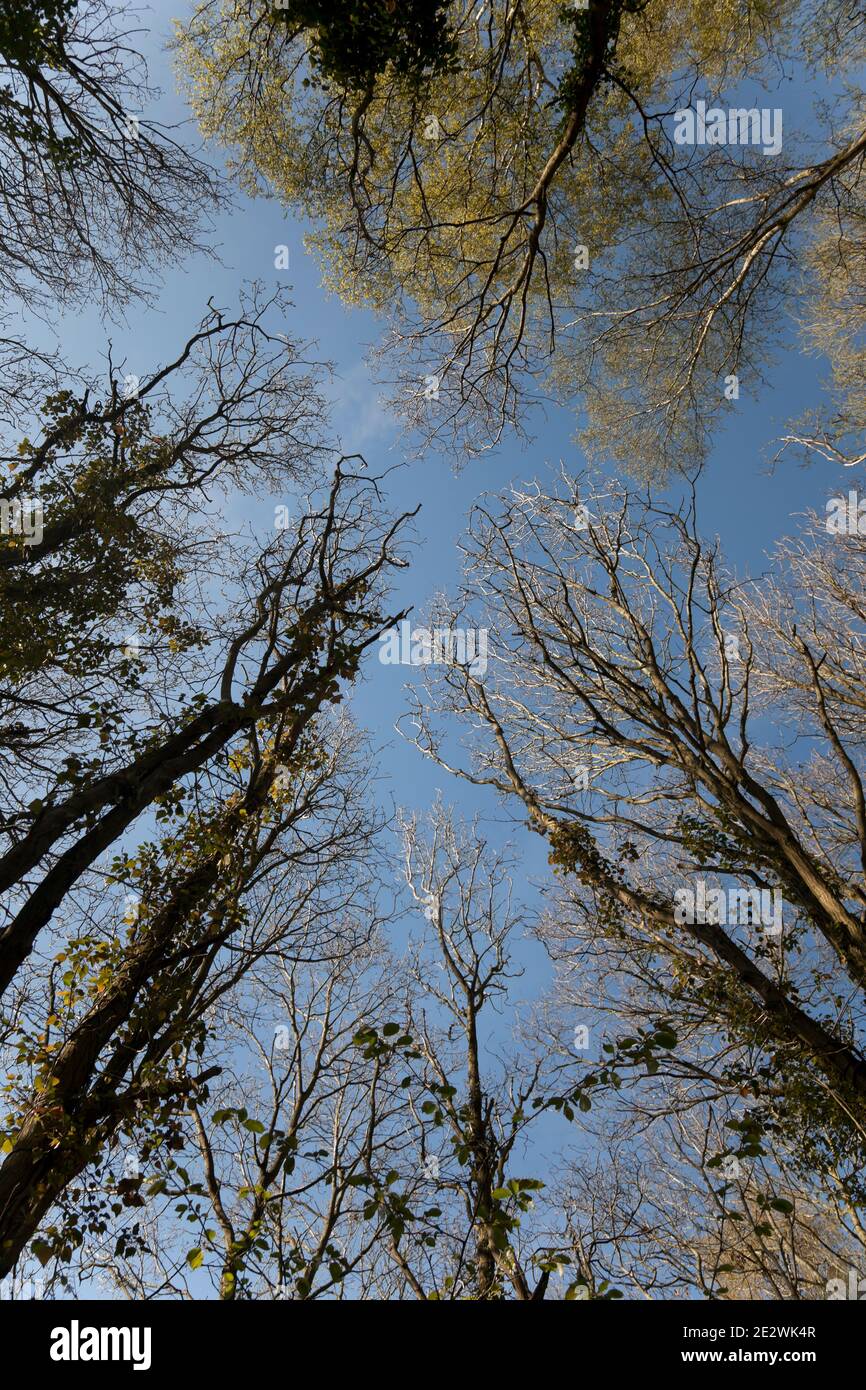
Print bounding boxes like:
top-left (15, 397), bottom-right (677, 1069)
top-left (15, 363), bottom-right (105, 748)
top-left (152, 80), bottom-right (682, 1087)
top-left (21, 1), bottom-right (845, 1191)
top-left (1, 4), bottom-right (854, 1301)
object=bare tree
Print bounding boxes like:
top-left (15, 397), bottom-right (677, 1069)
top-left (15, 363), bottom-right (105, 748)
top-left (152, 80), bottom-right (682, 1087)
top-left (357, 802), bottom-right (582, 1300)
top-left (183, 929), bottom-right (411, 1301)
top-left (554, 1104), bottom-right (866, 1300)
top-left (0, 307), bottom-right (417, 1275)
top-left (0, 0), bottom-right (222, 311)
top-left (0, 287), bottom-right (332, 688)
top-left (404, 470), bottom-right (866, 1189)
top-left (28, 723), bottom-right (406, 1301)
top-left (531, 877), bottom-right (866, 1299)
top-left (0, 699), bottom-right (401, 1279)
top-left (0, 292), bottom-right (415, 1001)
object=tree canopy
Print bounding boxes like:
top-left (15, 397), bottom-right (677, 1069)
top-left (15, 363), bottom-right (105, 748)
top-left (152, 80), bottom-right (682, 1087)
top-left (177, 0), bottom-right (865, 471)
top-left (1, 0), bottom-right (865, 1310)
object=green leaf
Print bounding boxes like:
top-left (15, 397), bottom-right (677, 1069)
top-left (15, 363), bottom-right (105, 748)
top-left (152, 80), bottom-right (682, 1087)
top-left (187, 1247), bottom-right (204, 1269)
top-left (31, 1238), bottom-right (53, 1267)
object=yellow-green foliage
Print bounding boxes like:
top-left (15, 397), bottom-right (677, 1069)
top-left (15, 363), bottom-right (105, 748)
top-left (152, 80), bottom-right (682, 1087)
top-left (175, 0), bottom-right (807, 472)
